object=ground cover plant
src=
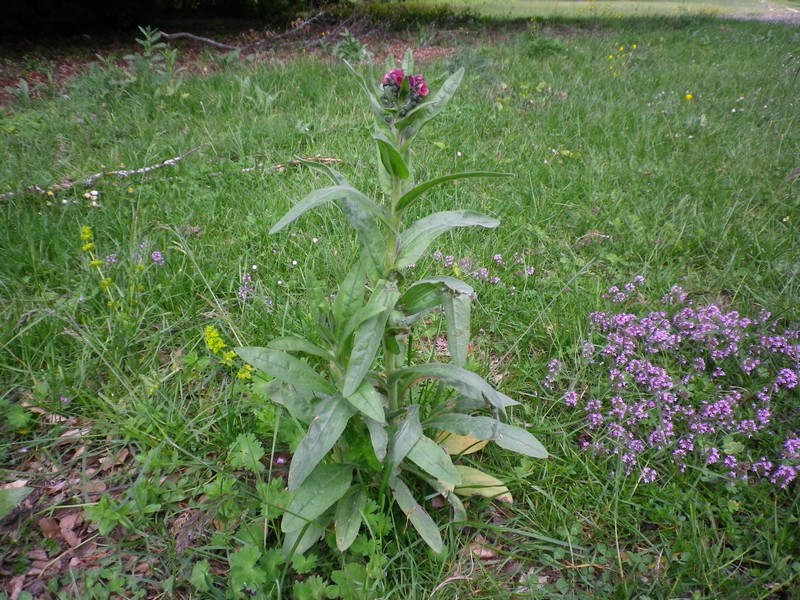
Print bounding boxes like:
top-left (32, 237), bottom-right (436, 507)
top-left (1, 8), bottom-right (799, 599)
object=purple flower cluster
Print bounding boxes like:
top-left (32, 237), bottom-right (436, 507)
top-left (561, 278), bottom-right (800, 488)
top-left (431, 250), bottom-right (536, 296)
top-left (238, 272), bottom-right (255, 303)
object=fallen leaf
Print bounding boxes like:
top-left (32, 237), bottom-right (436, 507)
top-left (38, 517), bottom-right (61, 539)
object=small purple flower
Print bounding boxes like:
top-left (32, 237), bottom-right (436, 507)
top-left (493, 254), bottom-right (504, 265)
top-left (60, 396), bottom-right (71, 404)
top-left (151, 251), bottom-right (165, 266)
top-left (564, 391), bottom-right (579, 407)
top-left (238, 272), bottom-right (255, 302)
top-left (433, 250), bottom-right (443, 262)
top-left (105, 253), bottom-right (118, 266)
top-left (640, 467), bottom-right (658, 483)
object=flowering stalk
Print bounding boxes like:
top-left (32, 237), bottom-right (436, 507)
top-left (236, 50), bottom-right (546, 556)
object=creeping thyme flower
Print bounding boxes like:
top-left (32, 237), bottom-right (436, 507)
top-left (150, 251), bottom-right (165, 266)
top-left (204, 325), bottom-right (227, 355)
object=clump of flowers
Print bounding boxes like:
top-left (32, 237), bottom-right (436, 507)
top-left (430, 249), bottom-right (536, 297)
top-left (204, 325), bottom-right (253, 379)
top-left (558, 277), bottom-right (799, 488)
top-left (380, 68), bottom-right (429, 117)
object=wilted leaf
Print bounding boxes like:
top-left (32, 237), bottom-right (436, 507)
top-left (454, 465), bottom-right (513, 503)
top-left (435, 431), bottom-right (489, 455)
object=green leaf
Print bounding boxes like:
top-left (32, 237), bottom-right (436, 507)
top-left (425, 414), bottom-right (547, 459)
top-left (333, 262), bottom-right (367, 334)
top-left (365, 416), bottom-right (388, 462)
top-left (0, 486), bottom-right (33, 520)
top-left (270, 185), bottom-right (391, 235)
top-left (390, 476), bottom-right (443, 553)
top-left (283, 520), bottom-right (327, 559)
top-left (237, 347), bottom-right (335, 395)
top-left (345, 60), bottom-right (390, 124)
top-left (343, 280), bottom-right (400, 397)
top-left (340, 198), bottom-right (388, 284)
top-left (262, 380), bottom-right (316, 423)
top-left (493, 423), bottom-right (548, 459)
top-left (345, 381), bottom-right (386, 423)
top-left (441, 286), bottom-right (471, 368)
top-left (423, 476), bottom-right (467, 522)
top-left (331, 563), bottom-right (370, 600)
top-left (283, 463), bottom-right (354, 532)
top-left (298, 156), bottom-right (348, 186)
top-left (374, 130), bottom-right (410, 181)
top-left (406, 435), bottom-right (461, 486)
top-left (395, 211), bottom-right (499, 269)
top-left (189, 559), bottom-right (212, 592)
top-left (289, 395), bottom-right (356, 491)
top-left (268, 337), bottom-right (333, 361)
top-left (454, 465), bottom-right (513, 503)
top-left (334, 487), bottom-right (367, 551)
top-left (401, 47), bottom-right (414, 74)
top-left (227, 433), bottom-right (266, 473)
top-left (396, 281), bottom-right (441, 318)
top-left (397, 68), bottom-right (464, 142)
top-left (389, 363), bottom-right (519, 416)
top-left (229, 546), bottom-right (266, 592)
top-left (388, 405), bottom-right (422, 467)
top-left (397, 171), bottom-right (513, 213)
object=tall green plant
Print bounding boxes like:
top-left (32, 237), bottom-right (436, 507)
top-left (236, 50), bottom-right (548, 556)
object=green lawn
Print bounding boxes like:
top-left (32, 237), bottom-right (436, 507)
top-left (420, 0), bottom-right (800, 19)
top-left (1, 10), bottom-right (799, 600)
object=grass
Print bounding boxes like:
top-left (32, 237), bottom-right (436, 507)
top-left (1, 10), bottom-right (799, 600)
top-left (416, 0), bottom-right (800, 20)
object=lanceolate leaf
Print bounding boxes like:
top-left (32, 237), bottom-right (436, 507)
top-left (435, 431), bottom-right (489, 456)
top-left (333, 262), bottom-right (367, 334)
top-left (261, 380), bottom-right (316, 423)
top-left (236, 347), bottom-right (334, 395)
top-left (288, 396), bottom-right (357, 491)
top-left (268, 337), bottom-right (334, 361)
top-left (396, 281), bottom-right (442, 317)
top-left (441, 288), bottom-right (471, 368)
top-left (340, 199), bottom-right (387, 284)
top-left (269, 185), bottom-right (391, 235)
top-left (426, 477), bottom-right (467, 522)
top-left (454, 465), bottom-right (513, 503)
top-left (406, 435), bottom-right (461, 486)
top-left (345, 381), bottom-right (386, 423)
top-left (425, 414), bottom-right (548, 459)
top-left (390, 476), bottom-right (443, 553)
top-left (283, 463), bottom-right (353, 532)
top-left (389, 363), bottom-right (519, 415)
top-left (395, 211), bottom-right (499, 269)
top-left (397, 171), bottom-right (513, 214)
top-left (388, 405), bottom-right (422, 467)
top-left (334, 487), bottom-right (367, 551)
top-left (283, 520), bottom-right (328, 559)
top-left (343, 280), bottom-right (400, 397)
top-left (365, 416), bottom-right (388, 462)
top-left (297, 156), bottom-right (348, 186)
top-left (397, 68), bottom-right (464, 142)
top-left (374, 130), bottom-right (410, 181)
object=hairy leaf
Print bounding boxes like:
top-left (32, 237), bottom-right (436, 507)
top-left (288, 396), bottom-right (356, 491)
top-left (334, 487), bottom-right (367, 551)
top-left (261, 380), bottom-right (316, 423)
top-left (389, 363), bottom-right (519, 415)
top-left (340, 198), bottom-right (388, 284)
top-left (395, 210), bottom-right (499, 269)
top-left (283, 463), bottom-right (353, 532)
top-left (397, 171), bottom-right (513, 213)
top-left (441, 287), bottom-right (471, 367)
top-left (343, 280), bottom-right (400, 397)
top-left (426, 414), bottom-right (548, 459)
top-left (297, 156), bottom-right (348, 186)
top-left (397, 68), bottom-right (464, 142)
top-left (406, 435), bottom-right (461, 485)
top-left (237, 347), bottom-right (334, 395)
top-left (270, 185), bottom-right (391, 235)
top-left (333, 262), bottom-right (367, 334)
top-left (390, 476), bottom-right (443, 553)
top-left (365, 416), bottom-right (388, 462)
top-left (268, 337), bottom-right (333, 361)
top-left (283, 520), bottom-right (327, 559)
top-left (345, 381), bottom-right (386, 423)
top-left (388, 405), bottom-right (422, 467)
top-left (375, 129), bottom-right (410, 181)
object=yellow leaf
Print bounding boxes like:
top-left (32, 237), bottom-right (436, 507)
top-left (454, 465), bottom-right (513, 503)
top-left (435, 431), bottom-right (488, 456)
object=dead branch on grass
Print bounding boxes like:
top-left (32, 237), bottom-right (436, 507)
top-left (0, 145), bottom-right (207, 201)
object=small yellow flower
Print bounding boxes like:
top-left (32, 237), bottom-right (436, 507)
top-left (80, 226), bottom-right (93, 241)
top-left (619, 46), bottom-right (624, 52)
top-left (204, 325), bottom-right (227, 355)
top-left (99, 278), bottom-right (113, 291)
top-left (632, 44), bottom-right (637, 50)
top-left (46, 191), bottom-right (54, 197)
top-left (135, 264), bottom-right (145, 272)
top-left (82, 242), bottom-right (96, 252)
top-left (89, 259), bottom-right (104, 267)
top-left (127, 187), bottom-right (134, 193)
top-left (221, 350), bottom-right (236, 367)
top-left (685, 93), bottom-right (694, 101)
top-left (236, 364), bottom-right (254, 381)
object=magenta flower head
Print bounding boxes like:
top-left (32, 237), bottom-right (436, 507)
top-left (382, 68), bottom-right (405, 88)
top-left (409, 74), bottom-right (429, 97)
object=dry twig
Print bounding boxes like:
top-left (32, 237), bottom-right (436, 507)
top-left (0, 145), bottom-right (206, 201)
